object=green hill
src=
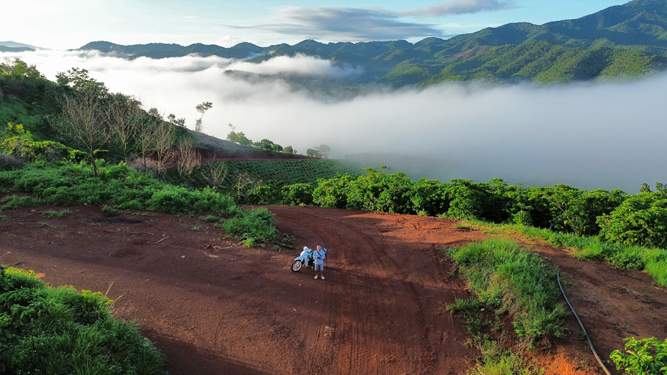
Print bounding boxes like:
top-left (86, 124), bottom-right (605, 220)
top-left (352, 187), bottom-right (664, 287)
top-left (78, 0), bottom-right (667, 86)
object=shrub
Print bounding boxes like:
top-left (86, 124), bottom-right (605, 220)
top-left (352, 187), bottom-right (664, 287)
top-left (610, 337), bottom-right (667, 374)
top-left (0, 123), bottom-right (86, 163)
top-left (447, 239), bottom-right (568, 343)
top-left (313, 174), bottom-right (355, 209)
top-left (0, 266), bottom-right (165, 375)
top-left (3, 161), bottom-right (278, 243)
top-left (512, 210), bottom-right (533, 226)
top-left (0, 195), bottom-right (39, 211)
top-left (598, 192), bottom-right (667, 249)
top-left (482, 222), bottom-right (667, 287)
top-left (281, 183), bottom-right (314, 206)
top-left (41, 209), bottom-right (72, 218)
top-left (221, 208), bottom-right (277, 243)
top-left (199, 215), bottom-right (219, 222)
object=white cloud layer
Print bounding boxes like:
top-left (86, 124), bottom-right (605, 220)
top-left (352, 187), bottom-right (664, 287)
top-left (2, 49), bottom-right (665, 193)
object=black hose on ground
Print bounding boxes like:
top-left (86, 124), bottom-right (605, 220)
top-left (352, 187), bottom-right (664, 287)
top-left (557, 272), bottom-right (612, 375)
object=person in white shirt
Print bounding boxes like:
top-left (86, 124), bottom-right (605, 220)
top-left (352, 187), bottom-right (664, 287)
top-left (313, 245), bottom-right (327, 280)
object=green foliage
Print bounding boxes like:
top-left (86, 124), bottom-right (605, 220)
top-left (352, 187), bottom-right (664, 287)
top-left (598, 192), bottom-right (667, 249)
top-left (199, 214), bottom-right (219, 222)
top-left (610, 337), bottom-right (667, 374)
top-left (313, 174), bottom-right (356, 209)
top-left (1, 123), bottom-right (86, 163)
top-left (146, 185), bottom-right (237, 216)
top-left (0, 266), bottom-right (165, 375)
top-left (447, 298), bottom-right (488, 337)
top-left (281, 183), bottom-right (314, 206)
top-left (447, 239), bottom-right (568, 344)
top-left (220, 208), bottom-right (277, 243)
top-left (473, 222), bottom-right (667, 287)
top-left (0, 215), bottom-right (6, 221)
top-left (187, 160), bottom-right (363, 190)
top-left (539, 185), bottom-right (627, 236)
top-left (410, 178), bottom-right (451, 216)
top-left (0, 195), bottom-right (39, 211)
top-left (41, 209), bottom-right (72, 218)
top-left (245, 180), bottom-right (284, 205)
top-left (447, 298), bottom-right (544, 374)
top-left (471, 340), bottom-right (542, 375)
top-left (0, 161), bottom-right (277, 242)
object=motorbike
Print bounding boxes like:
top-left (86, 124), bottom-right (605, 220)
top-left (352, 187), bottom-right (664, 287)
top-left (291, 247), bottom-right (314, 272)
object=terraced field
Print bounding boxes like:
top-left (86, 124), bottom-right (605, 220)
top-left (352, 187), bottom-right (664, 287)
top-left (193, 159), bottom-right (365, 186)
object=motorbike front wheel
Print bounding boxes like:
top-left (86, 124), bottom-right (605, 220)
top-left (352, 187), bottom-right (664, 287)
top-left (291, 260), bottom-right (303, 272)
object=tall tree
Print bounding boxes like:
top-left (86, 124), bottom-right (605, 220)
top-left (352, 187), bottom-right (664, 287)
top-left (53, 88), bottom-right (111, 176)
top-left (176, 138), bottom-right (201, 179)
top-left (152, 121), bottom-right (176, 176)
top-left (194, 101), bottom-right (212, 133)
top-left (107, 94), bottom-right (142, 160)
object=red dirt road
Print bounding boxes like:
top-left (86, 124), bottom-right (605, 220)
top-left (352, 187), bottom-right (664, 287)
top-left (0, 205), bottom-right (481, 374)
top-left (1, 205), bottom-right (666, 374)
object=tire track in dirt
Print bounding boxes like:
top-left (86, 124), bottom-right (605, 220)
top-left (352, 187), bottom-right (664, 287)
top-left (268, 206), bottom-right (473, 375)
top-left (1, 204), bottom-right (479, 374)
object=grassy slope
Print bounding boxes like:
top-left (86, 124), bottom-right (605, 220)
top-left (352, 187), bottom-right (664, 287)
top-left (0, 266), bottom-right (165, 375)
top-left (472, 221), bottom-right (667, 288)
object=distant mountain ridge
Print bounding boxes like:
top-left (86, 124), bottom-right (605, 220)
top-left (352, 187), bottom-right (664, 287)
top-left (0, 41), bottom-right (36, 52)
top-left (78, 0), bottom-right (667, 86)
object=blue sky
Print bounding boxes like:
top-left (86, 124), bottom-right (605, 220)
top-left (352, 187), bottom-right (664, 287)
top-left (7, 0), bottom-right (628, 49)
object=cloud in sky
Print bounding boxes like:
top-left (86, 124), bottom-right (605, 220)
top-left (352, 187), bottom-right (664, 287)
top-left (400, 0), bottom-right (517, 17)
top-left (3, 49), bottom-right (666, 193)
top-left (228, 7), bottom-right (443, 40)
top-left (227, 0), bottom-right (516, 41)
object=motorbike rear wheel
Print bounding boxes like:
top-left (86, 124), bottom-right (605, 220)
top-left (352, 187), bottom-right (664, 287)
top-left (291, 260), bottom-right (303, 272)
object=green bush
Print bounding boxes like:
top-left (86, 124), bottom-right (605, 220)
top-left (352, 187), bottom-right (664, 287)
top-left (471, 340), bottom-right (540, 375)
top-left (281, 183), bottom-right (314, 206)
top-left (41, 209), bottom-right (72, 218)
top-left (221, 208), bottom-right (277, 243)
top-left (481, 222), bottom-right (667, 287)
top-left (313, 174), bottom-right (355, 209)
top-left (199, 215), bottom-right (219, 222)
top-left (0, 195), bottom-right (39, 211)
top-left (610, 337), bottom-right (667, 374)
top-left (0, 266), bottom-right (165, 375)
top-left (1, 123), bottom-right (86, 163)
top-left (447, 239), bottom-right (568, 343)
top-left (598, 192), bottom-right (667, 249)
top-left (0, 161), bottom-right (278, 243)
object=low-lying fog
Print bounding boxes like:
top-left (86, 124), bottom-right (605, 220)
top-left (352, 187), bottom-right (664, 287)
top-left (3, 49), bottom-right (666, 193)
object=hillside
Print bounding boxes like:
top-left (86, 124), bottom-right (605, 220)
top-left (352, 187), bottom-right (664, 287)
top-left (77, 0), bottom-right (667, 86)
top-left (0, 41), bottom-right (36, 52)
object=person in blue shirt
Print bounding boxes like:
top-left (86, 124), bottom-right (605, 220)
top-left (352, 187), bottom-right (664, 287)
top-left (313, 245), bottom-right (327, 280)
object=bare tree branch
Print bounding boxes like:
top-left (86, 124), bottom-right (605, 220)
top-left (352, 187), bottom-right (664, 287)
top-left (53, 89), bottom-right (111, 176)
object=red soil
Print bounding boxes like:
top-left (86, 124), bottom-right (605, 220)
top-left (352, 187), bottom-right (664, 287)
top-left (1, 205), bottom-right (665, 374)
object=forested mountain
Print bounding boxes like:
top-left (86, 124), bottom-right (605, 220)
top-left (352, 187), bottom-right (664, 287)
top-left (78, 0), bottom-right (667, 86)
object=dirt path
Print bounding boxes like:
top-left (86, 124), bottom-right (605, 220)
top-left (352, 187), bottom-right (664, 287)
top-left (517, 238), bottom-right (667, 373)
top-left (1, 204), bottom-right (665, 374)
top-left (0, 205), bottom-right (480, 374)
